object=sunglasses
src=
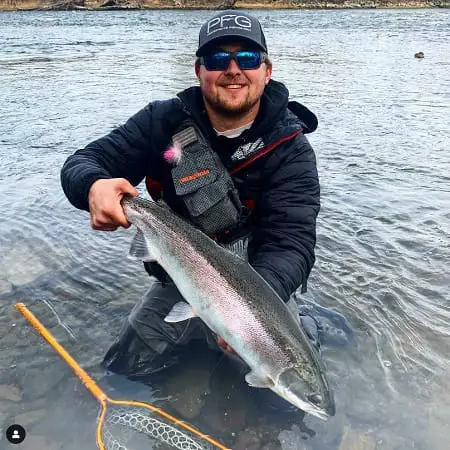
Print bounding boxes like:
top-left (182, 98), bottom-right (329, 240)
top-left (199, 51), bottom-right (267, 71)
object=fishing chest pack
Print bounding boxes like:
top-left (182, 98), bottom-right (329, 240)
top-left (168, 118), bottom-right (248, 239)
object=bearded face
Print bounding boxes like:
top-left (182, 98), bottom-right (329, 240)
top-left (196, 43), bottom-right (272, 119)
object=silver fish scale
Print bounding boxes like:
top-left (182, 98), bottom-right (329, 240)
top-left (122, 197), bottom-right (332, 414)
top-left (165, 226), bottom-right (305, 373)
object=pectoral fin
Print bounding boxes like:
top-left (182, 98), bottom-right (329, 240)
top-left (129, 228), bottom-right (156, 262)
top-left (164, 302), bottom-right (196, 323)
top-left (245, 370), bottom-right (274, 388)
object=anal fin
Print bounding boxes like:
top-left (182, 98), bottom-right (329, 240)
top-left (245, 370), bottom-right (274, 388)
top-left (164, 302), bottom-right (196, 323)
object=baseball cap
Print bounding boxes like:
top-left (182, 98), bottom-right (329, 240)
top-left (196, 10), bottom-right (268, 57)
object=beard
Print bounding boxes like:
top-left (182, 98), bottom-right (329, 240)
top-left (201, 79), bottom-right (264, 117)
top-left (203, 91), bottom-right (259, 116)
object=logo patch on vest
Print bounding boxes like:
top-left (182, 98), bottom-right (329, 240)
top-left (231, 138), bottom-right (265, 162)
top-left (179, 169), bottom-right (210, 185)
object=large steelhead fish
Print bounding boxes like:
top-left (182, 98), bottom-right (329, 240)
top-left (122, 195), bottom-right (335, 419)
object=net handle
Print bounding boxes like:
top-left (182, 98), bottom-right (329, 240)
top-left (16, 302), bottom-right (231, 450)
top-left (15, 303), bottom-right (107, 403)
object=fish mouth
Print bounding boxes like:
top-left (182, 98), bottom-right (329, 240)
top-left (291, 398), bottom-right (331, 420)
top-left (274, 390), bottom-right (334, 420)
top-left (276, 368), bottom-right (336, 420)
top-left (305, 392), bottom-right (336, 419)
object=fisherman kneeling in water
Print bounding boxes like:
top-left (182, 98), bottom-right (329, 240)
top-left (61, 10), bottom-right (326, 412)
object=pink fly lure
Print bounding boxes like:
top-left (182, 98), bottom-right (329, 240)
top-left (163, 142), bottom-right (182, 165)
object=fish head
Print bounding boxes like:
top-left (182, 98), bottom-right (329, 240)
top-left (121, 196), bottom-right (172, 263)
top-left (122, 195), bottom-right (156, 224)
top-left (274, 367), bottom-right (335, 420)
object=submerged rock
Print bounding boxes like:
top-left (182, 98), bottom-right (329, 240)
top-left (14, 409), bottom-right (46, 427)
top-left (0, 384), bottom-right (22, 402)
top-left (233, 428), bottom-right (261, 450)
top-left (0, 240), bottom-right (71, 295)
top-left (165, 366), bottom-right (211, 419)
top-left (17, 434), bottom-right (63, 450)
top-left (338, 426), bottom-right (377, 450)
top-left (0, 244), bottom-right (48, 292)
top-left (0, 278), bottom-right (13, 294)
top-left (278, 424), bottom-right (307, 450)
top-left (204, 406), bottom-right (247, 434)
top-left (19, 362), bottom-right (68, 401)
top-left (233, 420), bottom-right (288, 450)
top-left (0, 410), bottom-right (8, 430)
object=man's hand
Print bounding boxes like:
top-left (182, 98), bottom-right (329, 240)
top-left (88, 178), bottom-right (138, 231)
top-left (217, 336), bottom-right (237, 355)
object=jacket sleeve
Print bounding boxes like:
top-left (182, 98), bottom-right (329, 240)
top-left (60, 103), bottom-right (156, 211)
top-left (249, 135), bottom-right (320, 302)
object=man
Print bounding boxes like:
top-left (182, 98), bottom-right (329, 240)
top-left (61, 10), bottom-right (321, 404)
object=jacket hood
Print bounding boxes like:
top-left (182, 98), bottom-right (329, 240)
top-left (288, 100), bottom-right (318, 134)
top-left (177, 79), bottom-right (317, 139)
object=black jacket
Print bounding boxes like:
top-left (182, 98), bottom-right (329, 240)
top-left (61, 79), bottom-right (320, 302)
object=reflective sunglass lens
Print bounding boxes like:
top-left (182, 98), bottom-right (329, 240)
top-left (204, 52), bottom-right (230, 70)
top-left (236, 51), bottom-right (261, 69)
top-left (202, 51), bottom-right (263, 71)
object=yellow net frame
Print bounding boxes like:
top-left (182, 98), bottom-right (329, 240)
top-left (15, 302), bottom-right (230, 450)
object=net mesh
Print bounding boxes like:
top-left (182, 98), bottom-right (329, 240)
top-left (102, 405), bottom-right (215, 450)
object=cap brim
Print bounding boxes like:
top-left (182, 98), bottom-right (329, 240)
top-left (196, 36), bottom-right (267, 57)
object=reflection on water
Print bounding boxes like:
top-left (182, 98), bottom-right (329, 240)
top-left (1, 8), bottom-right (449, 450)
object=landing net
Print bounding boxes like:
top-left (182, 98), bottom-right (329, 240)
top-left (15, 303), bottom-right (229, 450)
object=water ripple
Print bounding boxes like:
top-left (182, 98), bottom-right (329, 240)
top-left (0, 8), bottom-right (449, 450)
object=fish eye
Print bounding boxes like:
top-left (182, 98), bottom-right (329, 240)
top-left (308, 393), bottom-right (323, 405)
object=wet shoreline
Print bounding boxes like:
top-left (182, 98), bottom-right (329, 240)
top-left (1, 1), bottom-right (448, 12)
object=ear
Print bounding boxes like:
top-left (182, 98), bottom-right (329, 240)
top-left (195, 64), bottom-right (201, 79)
top-left (264, 64), bottom-right (272, 85)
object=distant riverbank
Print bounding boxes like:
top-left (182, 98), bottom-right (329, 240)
top-left (1, 0), bottom-right (448, 12)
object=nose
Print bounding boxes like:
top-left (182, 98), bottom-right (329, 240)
top-left (223, 57), bottom-right (241, 74)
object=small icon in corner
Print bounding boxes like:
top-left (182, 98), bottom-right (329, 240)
top-left (6, 424), bottom-right (26, 444)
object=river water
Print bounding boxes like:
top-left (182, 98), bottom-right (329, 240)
top-left (0, 8), bottom-right (449, 450)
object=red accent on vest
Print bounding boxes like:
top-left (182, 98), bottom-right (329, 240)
top-left (230, 129), bottom-right (303, 175)
top-left (145, 129), bottom-right (302, 205)
top-left (243, 199), bottom-right (255, 210)
top-left (145, 177), bottom-right (163, 199)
